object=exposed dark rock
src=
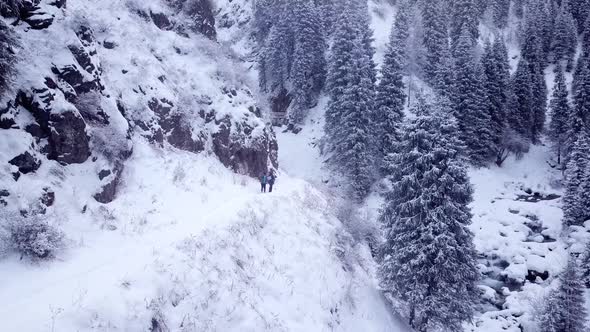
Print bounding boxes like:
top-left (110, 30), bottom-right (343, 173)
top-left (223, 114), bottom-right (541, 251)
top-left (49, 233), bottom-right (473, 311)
top-left (9, 151), bottom-right (41, 174)
top-left (25, 123), bottom-right (45, 139)
top-left (40, 187), bottom-right (55, 207)
top-left (270, 88), bottom-right (292, 114)
top-left (212, 116), bottom-right (277, 177)
top-left (94, 164), bottom-right (124, 204)
top-left (0, 102), bottom-right (16, 129)
top-left (44, 77), bottom-right (58, 89)
top-left (52, 64), bottom-right (100, 95)
top-left (68, 45), bottom-right (96, 74)
top-left (0, 189), bottom-right (9, 206)
top-left (49, 0), bottom-right (66, 9)
top-left (161, 114), bottom-right (205, 153)
top-left (98, 169), bottom-right (111, 180)
top-left (526, 270), bottom-right (549, 283)
top-left (166, 0), bottom-right (216, 40)
top-left (23, 13), bottom-right (54, 29)
top-left (150, 11), bottom-right (173, 30)
top-left (103, 40), bottom-right (117, 49)
top-left (75, 25), bottom-right (95, 46)
top-left (148, 98), bottom-right (173, 118)
top-left (20, 2), bottom-right (54, 30)
top-left (12, 172), bottom-right (20, 181)
top-left (48, 111), bottom-right (91, 164)
top-left (184, 0), bottom-right (216, 40)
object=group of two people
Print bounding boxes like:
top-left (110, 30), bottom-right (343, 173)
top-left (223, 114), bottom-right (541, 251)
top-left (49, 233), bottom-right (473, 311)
top-left (260, 171), bottom-right (276, 193)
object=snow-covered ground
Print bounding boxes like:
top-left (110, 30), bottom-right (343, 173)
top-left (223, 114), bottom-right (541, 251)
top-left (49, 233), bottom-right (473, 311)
top-left (0, 136), bottom-right (411, 331)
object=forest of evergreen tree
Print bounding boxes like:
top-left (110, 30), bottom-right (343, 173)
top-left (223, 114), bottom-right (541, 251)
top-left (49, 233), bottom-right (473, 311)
top-left (252, 0), bottom-right (590, 331)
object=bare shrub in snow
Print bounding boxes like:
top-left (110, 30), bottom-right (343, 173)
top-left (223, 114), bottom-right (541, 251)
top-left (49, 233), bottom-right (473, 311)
top-left (173, 164), bottom-right (186, 184)
top-left (8, 214), bottom-right (65, 259)
top-left (495, 128), bottom-right (530, 166)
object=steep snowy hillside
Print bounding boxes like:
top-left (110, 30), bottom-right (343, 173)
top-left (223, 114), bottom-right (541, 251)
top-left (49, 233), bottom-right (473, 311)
top-left (0, 140), bottom-right (410, 331)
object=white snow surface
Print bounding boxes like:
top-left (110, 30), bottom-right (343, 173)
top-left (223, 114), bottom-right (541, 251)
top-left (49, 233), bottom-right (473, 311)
top-left (0, 139), bottom-right (409, 332)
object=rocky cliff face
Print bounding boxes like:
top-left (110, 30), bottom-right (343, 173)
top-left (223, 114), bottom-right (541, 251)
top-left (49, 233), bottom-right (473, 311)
top-left (0, 0), bottom-right (277, 212)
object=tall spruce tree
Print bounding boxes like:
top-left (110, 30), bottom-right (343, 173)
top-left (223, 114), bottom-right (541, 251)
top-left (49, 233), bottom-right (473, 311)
top-left (422, 0), bottom-right (449, 84)
top-left (325, 4), bottom-right (374, 199)
top-left (378, 96), bottom-right (479, 332)
top-left (450, 0), bottom-right (479, 53)
top-left (573, 18), bottom-right (590, 93)
top-left (373, 22), bottom-right (406, 171)
top-left (289, 0), bottom-right (327, 124)
top-left (568, 58), bottom-right (590, 159)
top-left (530, 60), bottom-right (548, 144)
top-left (393, 0), bottom-right (412, 73)
top-left (260, 4), bottom-right (293, 93)
top-left (325, 10), bottom-right (356, 140)
top-left (563, 130), bottom-right (590, 226)
top-left (551, 1), bottom-right (578, 70)
top-left (548, 66), bottom-right (571, 165)
top-left (521, 4), bottom-right (549, 69)
top-left (507, 58), bottom-right (534, 142)
top-left (482, 37), bottom-right (510, 154)
top-left (538, 256), bottom-right (588, 332)
top-left (452, 27), bottom-right (494, 165)
top-left (491, 0), bottom-right (510, 28)
top-left (350, 0), bottom-right (377, 85)
top-left (569, 0), bottom-right (590, 33)
top-left (581, 241), bottom-right (590, 287)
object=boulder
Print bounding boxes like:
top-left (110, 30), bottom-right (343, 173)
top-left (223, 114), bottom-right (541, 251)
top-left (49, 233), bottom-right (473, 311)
top-left (150, 11), bottom-right (173, 31)
top-left (8, 151), bottom-right (41, 174)
top-left (48, 111), bottom-right (91, 164)
top-left (0, 189), bottom-right (9, 206)
top-left (212, 116), bottom-right (277, 177)
top-left (94, 164), bottom-right (123, 204)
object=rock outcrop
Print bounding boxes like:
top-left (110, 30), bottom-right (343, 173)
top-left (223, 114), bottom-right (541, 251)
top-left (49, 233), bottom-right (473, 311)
top-left (1, 0), bottom-right (277, 210)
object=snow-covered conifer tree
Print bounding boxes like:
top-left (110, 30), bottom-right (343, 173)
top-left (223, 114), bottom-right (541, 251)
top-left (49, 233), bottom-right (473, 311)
top-left (538, 256), bottom-right (588, 332)
top-left (581, 242), bottom-right (590, 287)
top-left (572, 56), bottom-right (590, 136)
top-left (450, 0), bottom-right (479, 52)
top-left (289, 0), bottom-right (327, 125)
top-left (551, 1), bottom-right (578, 70)
top-left (507, 58), bottom-right (534, 142)
top-left (530, 60), bottom-right (548, 144)
top-left (422, 0), bottom-right (449, 84)
top-left (452, 27), bottom-right (494, 165)
top-left (378, 95), bottom-right (479, 332)
top-left (325, 4), bottom-right (374, 199)
top-left (569, 0), bottom-right (590, 33)
top-left (482, 37), bottom-right (510, 155)
top-left (325, 10), bottom-right (356, 140)
top-left (373, 20), bottom-right (406, 171)
top-left (563, 130), bottom-right (590, 226)
top-left (549, 66), bottom-right (571, 165)
top-left (393, 0), bottom-right (411, 73)
top-left (491, 0), bottom-right (510, 28)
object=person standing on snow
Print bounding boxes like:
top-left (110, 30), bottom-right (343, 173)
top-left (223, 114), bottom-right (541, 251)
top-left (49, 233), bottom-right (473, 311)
top-left (260, 173), bottom-right (267, 193)
top-left (268, 171), bottom-right (276, 193)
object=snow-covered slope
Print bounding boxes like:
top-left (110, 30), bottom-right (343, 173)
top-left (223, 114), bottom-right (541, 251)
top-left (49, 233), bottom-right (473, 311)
top-left (0, 140), bottom-right (409, 331)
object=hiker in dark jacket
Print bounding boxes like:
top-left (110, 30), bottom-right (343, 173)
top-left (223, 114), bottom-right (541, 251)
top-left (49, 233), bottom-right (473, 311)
top-left (268, 171), bottom-right (276, 193)
top-left (260, 174), bottom-right (267, 193)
